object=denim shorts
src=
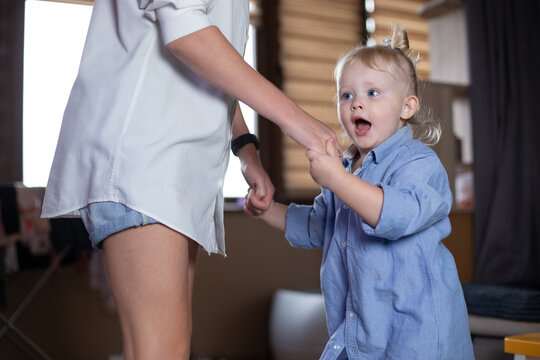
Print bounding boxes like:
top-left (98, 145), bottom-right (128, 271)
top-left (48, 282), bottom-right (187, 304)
top-left (80, 201), bottom-right (158, 249)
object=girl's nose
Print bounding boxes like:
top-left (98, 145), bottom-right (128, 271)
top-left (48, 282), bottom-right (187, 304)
top-left (352, 99), bottom-right (363, 110)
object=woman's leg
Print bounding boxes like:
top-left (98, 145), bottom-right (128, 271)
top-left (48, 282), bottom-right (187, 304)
top-left (102, 224), bottom-right (195, 360)
top-left (187, 238), bottom-right (200, 333)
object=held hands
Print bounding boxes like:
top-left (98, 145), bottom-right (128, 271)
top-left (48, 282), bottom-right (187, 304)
top-left (241, 158), bottom-right (286, 231)
top-left (243, 138), bottom-right (346, 232)
top-left (306, 138), bottom-right (345, 189)
top-left (240, 157), bottom-right (275, 217)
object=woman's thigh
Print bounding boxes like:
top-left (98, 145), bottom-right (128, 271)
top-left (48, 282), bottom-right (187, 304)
top-left (103, 224), bottom-right (192, 357)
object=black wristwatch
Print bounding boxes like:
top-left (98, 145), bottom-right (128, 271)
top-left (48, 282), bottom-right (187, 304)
top-left (231, 133), bottom-right (260, 156)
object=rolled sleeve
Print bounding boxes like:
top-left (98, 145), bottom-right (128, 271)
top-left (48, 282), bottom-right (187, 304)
top-left (285, 204), bottom-right (314, 248)
top-left (285, 202), bottom-right (327, 249)
top-left (362, 183), bottom-right (410, 239)
top-left (363, 182), bottom-right (450, 240)
top-left (140, 0), bottom-right (214, 45)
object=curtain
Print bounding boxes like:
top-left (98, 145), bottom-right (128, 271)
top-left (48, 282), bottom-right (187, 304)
top-left (465, 0), bottom-right (540, 287)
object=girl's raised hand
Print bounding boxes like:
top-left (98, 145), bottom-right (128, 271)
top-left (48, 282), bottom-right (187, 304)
top-left (305, 139), bottom-right (345, 189)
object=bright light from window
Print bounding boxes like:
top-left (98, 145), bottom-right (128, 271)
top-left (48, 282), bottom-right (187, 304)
top-left (366, 17), bottom-right (376, 33)
top-left (23, 0), bottom-right (92, 187)
top-left (227, 25), bottom-right (257, 198)
top-left (365, 0), bottom-right (375, 13)
top-left (23, 0), bottom-right (256, 199)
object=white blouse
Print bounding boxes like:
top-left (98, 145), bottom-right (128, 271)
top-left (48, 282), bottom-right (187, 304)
top-left (41, 0), bottom-right (250, 255)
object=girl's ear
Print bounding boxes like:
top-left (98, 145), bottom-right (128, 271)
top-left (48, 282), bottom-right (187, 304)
top-left (400, 95), bottom-right (419, 120)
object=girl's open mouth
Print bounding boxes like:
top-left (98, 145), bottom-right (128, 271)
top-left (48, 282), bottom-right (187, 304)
top-left (355, 118), bottom-right (371, 136)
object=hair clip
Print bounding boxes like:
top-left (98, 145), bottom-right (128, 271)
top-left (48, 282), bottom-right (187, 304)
top-left (383, 35), bottom-right (402, 51)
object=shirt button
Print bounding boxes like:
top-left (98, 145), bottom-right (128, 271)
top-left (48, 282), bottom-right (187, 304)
top-left (348, 312), bottom-right (355, 318)
top-left (342, 241), bottom-right (347, 247)
top-left (334, 344), bottom-right (341, 350)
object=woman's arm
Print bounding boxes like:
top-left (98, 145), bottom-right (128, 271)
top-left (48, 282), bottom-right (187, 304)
top-left (166, 26), bottom-right (338, 153)
top-left (232, 103), bottom-right (274, 215)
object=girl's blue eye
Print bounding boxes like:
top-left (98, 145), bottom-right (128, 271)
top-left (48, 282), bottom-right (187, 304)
top-left (368, 89), bottom-right (380, 97)
top-left (341, 93), bottom-right (353, 101)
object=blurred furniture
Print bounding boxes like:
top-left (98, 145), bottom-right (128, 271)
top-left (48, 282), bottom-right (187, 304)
top-left (1, 184), bottom-right (88, 359)
top-left (464, 284), bottom-right (540, 360)
top-left (505, 333), bottom-right (540, 360)
top-left (269, 288), bottom-right (327, 360)
top-left (0, 245), bottom-right (70, 360)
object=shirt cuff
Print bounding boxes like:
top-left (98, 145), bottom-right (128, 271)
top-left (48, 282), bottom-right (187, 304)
top-left (362, 183), bottom-right (408, 240)
top-left (285, 204), bottom-right (313, 248)
top-left (156, 5), bottom-right (212, 45)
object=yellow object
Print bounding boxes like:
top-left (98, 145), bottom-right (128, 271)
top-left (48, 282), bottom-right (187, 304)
top-left (505, 332), bottom-right (540, 357)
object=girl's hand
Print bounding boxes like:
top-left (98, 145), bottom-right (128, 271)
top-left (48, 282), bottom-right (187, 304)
top-left (305, 138), bottom-right (345, 189)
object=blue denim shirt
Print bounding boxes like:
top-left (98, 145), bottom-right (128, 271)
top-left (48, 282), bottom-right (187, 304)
top-left (285, 126), bottom-right (474, 360)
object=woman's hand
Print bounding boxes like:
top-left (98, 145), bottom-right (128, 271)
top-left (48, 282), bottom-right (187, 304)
top-left (240, 154), bottom-right (275, 217)
top-left (281, 113), bottom-right (342, 156)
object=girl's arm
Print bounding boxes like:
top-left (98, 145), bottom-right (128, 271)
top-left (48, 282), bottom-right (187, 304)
top-left (166, 26), bottom-right (338, 154)
top-left (254, 190), bottom-right (330, 249)
top-left (306, 140), bottom-right (383, 228)
top-left (258, 201), bottom-right (288, 232)
top-left (307, 140), bottom-right (451, 236)
top-left (232, 103), bottom-right (274, 216)
top-left (330, 172), bottom-right (383, 228)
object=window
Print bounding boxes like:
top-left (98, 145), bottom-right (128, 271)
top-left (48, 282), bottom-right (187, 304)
top-left (23, 0), bottom-right (256, 200)
top-left (364, 0), bottom-right (431, 79)
top-left (23, 0), bottom-right (92, 187)
top-left (278, 0), bottom-right (361, 199)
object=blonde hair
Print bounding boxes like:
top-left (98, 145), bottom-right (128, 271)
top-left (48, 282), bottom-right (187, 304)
top-left (334, 23), bottom-right (441, 145)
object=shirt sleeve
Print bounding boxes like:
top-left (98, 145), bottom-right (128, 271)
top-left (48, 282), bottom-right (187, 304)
top-left (362, 153), bottom-right (452, 240)
top-left (139, 0), bottom-right (215, 45)
top-left (285, 191), bottom-right (329, 249)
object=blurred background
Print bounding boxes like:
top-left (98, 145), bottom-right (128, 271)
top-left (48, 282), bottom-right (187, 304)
top-left (1, 0), bottom-right (539, 359)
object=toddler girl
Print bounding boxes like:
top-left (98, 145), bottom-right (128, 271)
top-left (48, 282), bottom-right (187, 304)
top-left (252, 24), bottom-right (474, 360)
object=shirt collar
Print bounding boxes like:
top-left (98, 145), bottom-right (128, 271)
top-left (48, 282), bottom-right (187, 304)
top-left (342, 125), bottom-right (412, 168)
